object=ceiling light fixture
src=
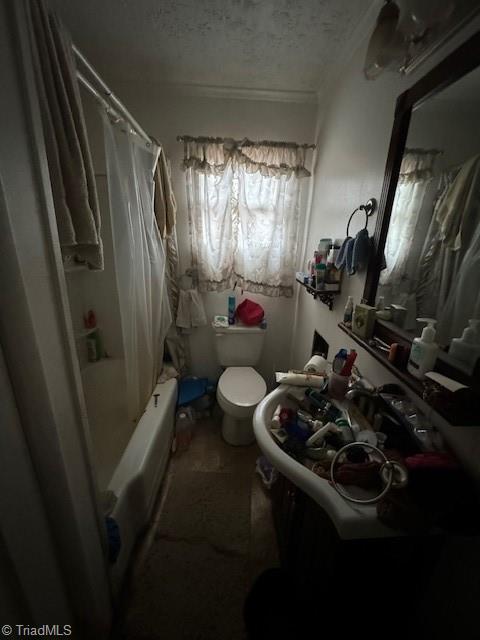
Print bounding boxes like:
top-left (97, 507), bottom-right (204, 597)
top-left (364, 0), bottom-right (457, 80)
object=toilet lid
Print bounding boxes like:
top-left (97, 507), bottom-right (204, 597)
top-left (218, 367), bottom-right (267, 407)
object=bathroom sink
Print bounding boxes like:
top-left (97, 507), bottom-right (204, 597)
top-left (253, 385), bottom-right (404, 540)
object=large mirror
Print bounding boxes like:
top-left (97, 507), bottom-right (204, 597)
top-left (364, 32), bottom-right (480, 378)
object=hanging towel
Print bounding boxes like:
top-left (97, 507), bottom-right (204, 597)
top-left (190, 290), bottom-right (207, 326)
top-left (30, 0), bottom-right (103, 269)
top-left (176, 290), bottom-right (207, 329)
top-left (154, 146), bottom-right (177, 239)
top-left (335, 237), bottom-right (351, 269)
top-left (349, 228), bottom-right (370, 275)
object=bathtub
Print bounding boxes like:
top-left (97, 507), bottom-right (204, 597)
top-left (81, 359), bottom-right (177, 587)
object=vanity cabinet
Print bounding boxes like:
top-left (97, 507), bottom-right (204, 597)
top-left (272, 472), bottom-right (443, 634)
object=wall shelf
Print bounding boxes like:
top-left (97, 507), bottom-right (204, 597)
top-left (338, 321), bottom-right (424, 396)
top-left (296, 278), bottom-right (341, 311)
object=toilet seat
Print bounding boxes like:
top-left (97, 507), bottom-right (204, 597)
top-left (218, 367), bottom-right (266, 408)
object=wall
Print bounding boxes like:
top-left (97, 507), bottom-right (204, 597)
top-left (289, 20), bottom-right (480, 639)
top-left (91, 88), bottom-right (318, 383)
top-left (290, 18), bottom-right (480, 387)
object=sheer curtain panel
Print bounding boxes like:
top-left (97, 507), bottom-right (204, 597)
top-left (183, 138), bottom-right (310, 297)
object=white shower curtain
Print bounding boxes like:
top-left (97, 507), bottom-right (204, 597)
top-left (103, 114), bottom-right (171, 422)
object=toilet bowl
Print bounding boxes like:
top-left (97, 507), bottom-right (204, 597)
top-left (217, 366), bottom-right (267, 445)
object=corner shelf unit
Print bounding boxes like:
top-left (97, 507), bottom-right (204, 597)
top-left (296, 278), bottom-right (341, 311)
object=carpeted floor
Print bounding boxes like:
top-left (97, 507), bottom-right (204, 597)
top-left (114, 414), bottom-right (279, 640)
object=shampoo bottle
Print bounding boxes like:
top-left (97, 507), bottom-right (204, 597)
top-left (228, 293), bottom-right (236, 325)
top-left (407, 318), bottom-right (438, 379)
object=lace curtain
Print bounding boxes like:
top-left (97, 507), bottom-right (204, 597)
top-left (380, 149), bottom-right (439, 290)
top-left (183, 137), bottom-right (311, 297)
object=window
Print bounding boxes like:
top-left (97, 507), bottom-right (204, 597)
top-left (182, 137), bottom-right (311, 297)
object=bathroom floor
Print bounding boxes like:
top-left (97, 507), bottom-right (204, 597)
top-left (114, 412), bottom-right (278, 640)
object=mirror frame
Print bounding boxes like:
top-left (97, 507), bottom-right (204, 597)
top-left (362, 31), bottom-right (480, 386)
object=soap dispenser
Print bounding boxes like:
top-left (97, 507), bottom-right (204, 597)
top-left (407, 318), bottom-right (439, 379)
top-left (449, 319), bottom-right (480, 371)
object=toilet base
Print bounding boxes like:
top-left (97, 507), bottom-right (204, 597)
top-left (221, 413), bottom-right (255, 446)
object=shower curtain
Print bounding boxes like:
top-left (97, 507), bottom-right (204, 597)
top-left (103, 114), bottom-right (171, 422)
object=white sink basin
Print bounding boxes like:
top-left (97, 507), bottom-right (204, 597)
top-left (253, 385), bottom-right (402, 540)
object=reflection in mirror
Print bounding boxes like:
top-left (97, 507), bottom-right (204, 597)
top-left (377, 64), bottom-right (480, 356)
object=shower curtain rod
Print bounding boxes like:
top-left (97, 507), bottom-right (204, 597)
top-left (73, 44), bottom-right (152, 145)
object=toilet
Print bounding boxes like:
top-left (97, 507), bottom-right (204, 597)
top-left (213, 323), bottom-right (267, 445)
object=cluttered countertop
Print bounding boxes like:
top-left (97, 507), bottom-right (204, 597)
top-left (253, 351), bottom-right (480, 540)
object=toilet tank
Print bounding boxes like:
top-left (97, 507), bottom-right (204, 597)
top-left (213, 324), bottom-right (266, 367)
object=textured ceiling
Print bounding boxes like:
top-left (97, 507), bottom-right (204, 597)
top-left (50, 0), bottom-right (373, 95)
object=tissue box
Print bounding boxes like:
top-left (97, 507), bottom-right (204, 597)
top-left (352, 304), bottom-right (376, 340)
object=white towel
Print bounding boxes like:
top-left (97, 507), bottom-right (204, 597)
top-left (176, 290), bottom-right (207, 328)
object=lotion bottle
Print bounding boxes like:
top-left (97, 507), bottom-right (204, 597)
top-left (407, 318), bottom-right (438, 379)
top-left (449, 319), bottom-right (480, 371)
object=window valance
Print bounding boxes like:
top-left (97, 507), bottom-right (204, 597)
top-left (179, 136), bottom-right (313, 178)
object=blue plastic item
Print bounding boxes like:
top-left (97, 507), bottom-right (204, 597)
top-left (178, 377), bottom-right (208, 407)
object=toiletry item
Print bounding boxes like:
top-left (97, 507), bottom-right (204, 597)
top-left (275, 371), bottom-right (325, 388)
top-left (325, 244), bottom-right (342, 285)
top-left (213, 315), bottom-right (229, 328)
top-left (315, 263), bottom-right (326, 290)
top-left (449, 319), bottom-right (480, 372)
top-left (352, 303), bottom-right (376, 339)
top-left (84, 309), bottom-right (97, 329)
top-left (332, 348), bottom-right (347, 374)
top-left (227, 294), bottom-right (236, 325)
top-left (376, 296), bottom-right (392, 320)
top-left (175, 409), bottom-right (194, 452)
top-left (87, 334), bottom-right (97, 362)
top-left (306, 421), bottom-right (340, 447)
top-left (407, 318), bottom-right (439, 379)
top-left (388, 342), bottom-right (399, 363)
top-left (271, 404), bottom-right (282, 428)
top-left (317, 238), bottom-right (332, 258)
top-left (328, 372), bottom-right (350, 401)
top-left (340, 349), bottom-right (357, 376)
top-left (391, 304), bottom-right (407, 327)
top-left (343, 296), bottom-right (354, 326)
top-left (93, 328), bottom-right (104, 360)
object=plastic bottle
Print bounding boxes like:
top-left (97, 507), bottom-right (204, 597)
top-left (228, 294), bottom-right (236, 325)
top-left (86, 334), bottom-right (97, 362)
top-left (175, 408), bottom-right (195, 452)
top-left (326, 244), bottom-right (341, 285)
top-left (449, 319), bottom-right (480, 371)
top-left (407, 318), bottom-right (439, 379)
top-left (343, 296), bottom-right (354, 326)
top-left (315, 263), bottom-right (326, 290)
